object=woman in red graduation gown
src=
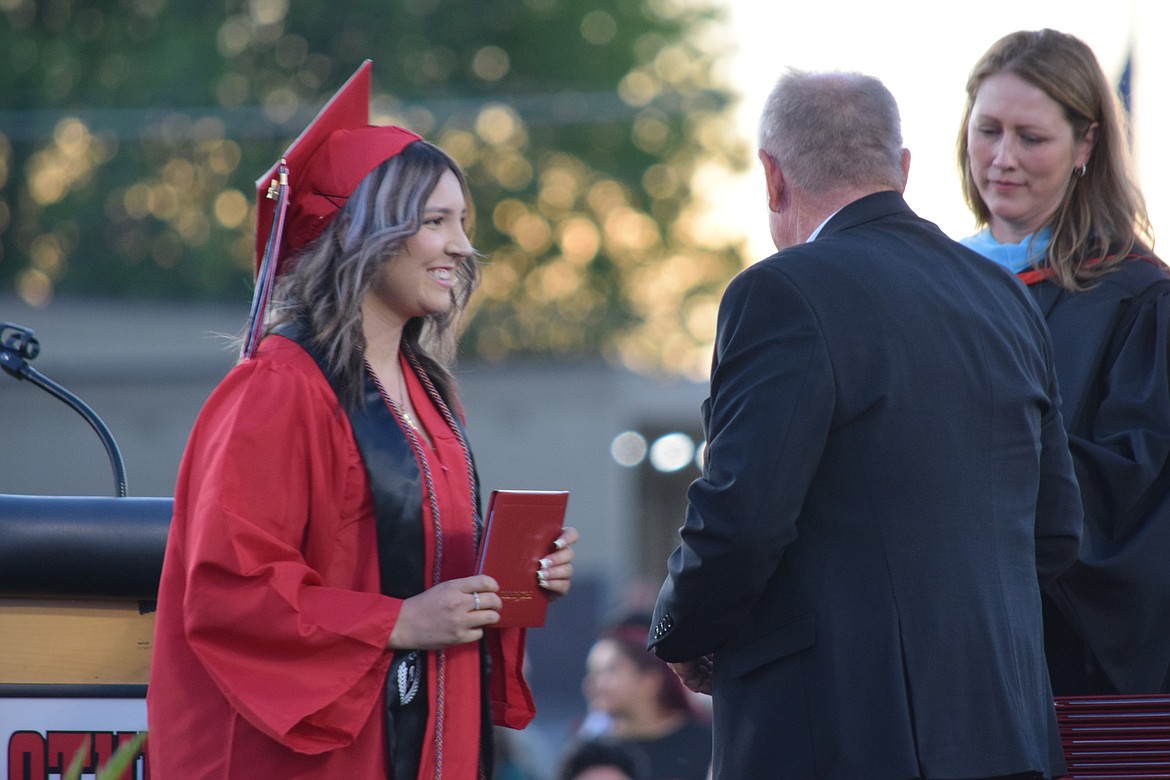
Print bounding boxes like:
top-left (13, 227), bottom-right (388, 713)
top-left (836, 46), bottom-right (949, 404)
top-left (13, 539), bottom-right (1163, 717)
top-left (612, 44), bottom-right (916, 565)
top-left (147, 64), bottom-right (578, 778)
top-left (957, 30), bottom-right (1170, 695)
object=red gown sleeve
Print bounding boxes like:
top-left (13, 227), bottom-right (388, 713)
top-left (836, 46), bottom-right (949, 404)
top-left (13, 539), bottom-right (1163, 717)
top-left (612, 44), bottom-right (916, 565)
top-left (489, 626), bottom-right (536, 729)
top-left (175, 339), bottom-right (399, 752)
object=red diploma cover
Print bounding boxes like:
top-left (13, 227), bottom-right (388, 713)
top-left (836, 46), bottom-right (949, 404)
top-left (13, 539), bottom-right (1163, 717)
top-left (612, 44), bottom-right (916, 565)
top-left (475, 490), bottom-right (569, 627)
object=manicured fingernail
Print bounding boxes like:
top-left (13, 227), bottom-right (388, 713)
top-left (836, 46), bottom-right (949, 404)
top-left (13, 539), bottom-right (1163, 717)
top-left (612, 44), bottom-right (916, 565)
top-left (536, 569), bottom-right (548, 582)
top-left (539, 558), bottom-right (552, 570)
top-left (553, 538), bottom-right (567, 550)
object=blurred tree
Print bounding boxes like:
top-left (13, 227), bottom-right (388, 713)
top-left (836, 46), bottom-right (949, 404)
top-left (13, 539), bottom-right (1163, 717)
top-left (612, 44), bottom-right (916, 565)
top-left (0, 0), bottom-right (750, 377)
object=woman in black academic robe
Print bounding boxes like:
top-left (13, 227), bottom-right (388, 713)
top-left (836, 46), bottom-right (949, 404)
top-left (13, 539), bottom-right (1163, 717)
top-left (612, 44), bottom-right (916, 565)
top-left (957, 29), bottom-right (1170, 694)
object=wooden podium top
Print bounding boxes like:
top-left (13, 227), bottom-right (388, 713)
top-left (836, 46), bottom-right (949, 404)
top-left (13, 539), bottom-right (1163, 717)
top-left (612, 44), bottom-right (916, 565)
top-left (0, 598), bottom-right (154, 685)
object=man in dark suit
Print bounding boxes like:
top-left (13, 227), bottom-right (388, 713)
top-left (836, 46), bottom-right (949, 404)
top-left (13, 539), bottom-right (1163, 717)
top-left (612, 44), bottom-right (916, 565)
top-left (647, 70), bottom-right (1083, 780)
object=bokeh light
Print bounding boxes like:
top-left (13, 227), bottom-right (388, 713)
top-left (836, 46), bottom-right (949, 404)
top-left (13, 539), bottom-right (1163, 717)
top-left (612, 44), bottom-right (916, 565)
top-left (648, 432), bottom-right (696, 473)
top-left (611, 431), bottom-right (649, 467)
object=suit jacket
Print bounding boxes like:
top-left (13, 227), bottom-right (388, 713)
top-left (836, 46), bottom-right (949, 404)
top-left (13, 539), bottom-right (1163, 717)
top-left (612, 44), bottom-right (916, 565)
top-left (648, 192), bottom-right (1082, 780)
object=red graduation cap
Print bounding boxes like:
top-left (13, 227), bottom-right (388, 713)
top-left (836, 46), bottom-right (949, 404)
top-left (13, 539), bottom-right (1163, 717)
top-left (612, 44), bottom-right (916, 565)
top-left (241, 60), bottom-right (422, 359)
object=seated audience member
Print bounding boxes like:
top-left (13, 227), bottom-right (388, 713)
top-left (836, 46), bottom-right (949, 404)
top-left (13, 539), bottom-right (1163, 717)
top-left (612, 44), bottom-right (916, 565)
top-left (575, 622), bottom-right (711, 780)
top-left (560, 737), bottom-right (647, 780)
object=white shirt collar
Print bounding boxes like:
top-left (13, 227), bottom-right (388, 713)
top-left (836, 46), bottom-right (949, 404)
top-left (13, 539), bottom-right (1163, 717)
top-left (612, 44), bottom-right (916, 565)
top-left (806, 209), bottom-right (841, 243)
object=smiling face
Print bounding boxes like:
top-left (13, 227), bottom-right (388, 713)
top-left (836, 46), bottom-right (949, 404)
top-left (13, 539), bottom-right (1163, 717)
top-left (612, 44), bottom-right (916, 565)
top-left (966, 71), bottom-right (1095, 244)
top-left (363, 169), bottom-right (473, 331)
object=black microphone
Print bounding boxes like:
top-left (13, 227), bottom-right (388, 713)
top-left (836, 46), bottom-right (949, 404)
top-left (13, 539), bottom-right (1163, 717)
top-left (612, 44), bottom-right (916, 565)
top-left (1, 321), bottom-right (128, 497)
top-left (0, 321), bottom-right (41, 378)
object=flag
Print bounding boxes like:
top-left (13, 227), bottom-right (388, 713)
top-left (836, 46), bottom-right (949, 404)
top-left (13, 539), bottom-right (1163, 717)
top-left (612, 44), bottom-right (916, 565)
top-left (1117, 42), bottom-right (1134, 146)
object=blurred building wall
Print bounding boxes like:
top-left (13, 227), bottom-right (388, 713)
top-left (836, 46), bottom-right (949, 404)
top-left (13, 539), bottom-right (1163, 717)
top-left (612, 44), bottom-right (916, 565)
top-left (0, 295), bottom-right (708, 764)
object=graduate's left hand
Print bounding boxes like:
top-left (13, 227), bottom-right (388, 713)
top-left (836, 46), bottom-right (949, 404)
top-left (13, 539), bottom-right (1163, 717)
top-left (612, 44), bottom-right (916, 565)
top-left (537, 526), bottom-right (578, 600)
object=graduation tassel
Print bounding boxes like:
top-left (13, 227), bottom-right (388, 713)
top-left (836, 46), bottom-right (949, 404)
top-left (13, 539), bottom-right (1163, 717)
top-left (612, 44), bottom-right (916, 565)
top-left (241, 158), bottom-right (289, 360)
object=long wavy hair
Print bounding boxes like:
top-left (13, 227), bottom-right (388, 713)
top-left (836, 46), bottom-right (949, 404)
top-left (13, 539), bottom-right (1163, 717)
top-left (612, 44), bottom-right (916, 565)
top-left (956, 29), bottom-right (1154, 289)
top-left (267, 140), bottom-right (480, 409)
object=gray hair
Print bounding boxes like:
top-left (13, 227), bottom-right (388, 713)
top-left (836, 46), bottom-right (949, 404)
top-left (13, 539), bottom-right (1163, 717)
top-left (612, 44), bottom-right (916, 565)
top-left (758, 70), bottom-right (905, 193)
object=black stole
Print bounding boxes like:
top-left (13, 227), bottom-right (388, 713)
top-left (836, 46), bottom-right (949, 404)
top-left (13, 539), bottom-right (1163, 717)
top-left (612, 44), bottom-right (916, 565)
top-left (272, 323), bottom-right (493, 779)
top-left (273, 322), bottom-right (426, 594)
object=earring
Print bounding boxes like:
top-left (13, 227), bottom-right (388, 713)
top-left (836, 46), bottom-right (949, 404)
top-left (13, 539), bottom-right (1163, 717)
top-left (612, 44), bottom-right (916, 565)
top-left (1075, 163), bottom-right (1087, 178)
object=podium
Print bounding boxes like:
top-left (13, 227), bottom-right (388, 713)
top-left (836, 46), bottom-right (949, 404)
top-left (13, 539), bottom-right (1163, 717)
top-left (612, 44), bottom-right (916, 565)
top-left (0, 494), bottom-right (171, 780)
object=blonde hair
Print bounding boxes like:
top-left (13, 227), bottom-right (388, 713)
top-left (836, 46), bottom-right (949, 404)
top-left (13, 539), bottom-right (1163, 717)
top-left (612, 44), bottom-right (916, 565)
top-left (956, 29), bottom-right (1153, 289)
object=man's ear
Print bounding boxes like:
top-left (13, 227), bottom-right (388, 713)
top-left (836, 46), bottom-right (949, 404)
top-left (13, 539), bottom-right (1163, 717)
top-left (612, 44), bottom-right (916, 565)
top-left (899, 148), bottom-right (911, 193)
top-left (758, 149), bottom-right (785, 212)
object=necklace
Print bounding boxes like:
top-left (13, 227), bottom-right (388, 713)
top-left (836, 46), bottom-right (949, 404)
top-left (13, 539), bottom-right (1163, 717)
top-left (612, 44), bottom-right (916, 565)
top-left (398, 408), bottom-right (420, 431)
top-left (366, 349), bottom-right (481, 778)
top-left (389, 361), bottom-right (421, 432)
top-left (395, 397), bottom-right (421, 432)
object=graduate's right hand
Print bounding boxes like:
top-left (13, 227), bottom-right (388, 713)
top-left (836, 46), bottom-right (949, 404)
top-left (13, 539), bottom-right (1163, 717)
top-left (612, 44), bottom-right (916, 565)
top-left (387, 575), bottom-right (501, 650)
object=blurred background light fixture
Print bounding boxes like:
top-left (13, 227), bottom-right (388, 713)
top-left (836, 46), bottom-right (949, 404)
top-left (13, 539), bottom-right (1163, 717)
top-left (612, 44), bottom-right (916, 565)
top-left (610, 430), bottom-right (648, 467)
top-left (648, 432), bottom-right (695, 473)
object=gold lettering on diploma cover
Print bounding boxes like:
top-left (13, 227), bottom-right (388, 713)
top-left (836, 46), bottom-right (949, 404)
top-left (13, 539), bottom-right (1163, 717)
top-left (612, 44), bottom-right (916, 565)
top-left (500, 591), bottom-right (534, 602)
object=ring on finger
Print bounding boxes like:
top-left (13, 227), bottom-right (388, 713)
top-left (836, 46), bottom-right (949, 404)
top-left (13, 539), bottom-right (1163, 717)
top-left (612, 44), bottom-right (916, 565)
top-left (472, 592), bottom-right (481, 611)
